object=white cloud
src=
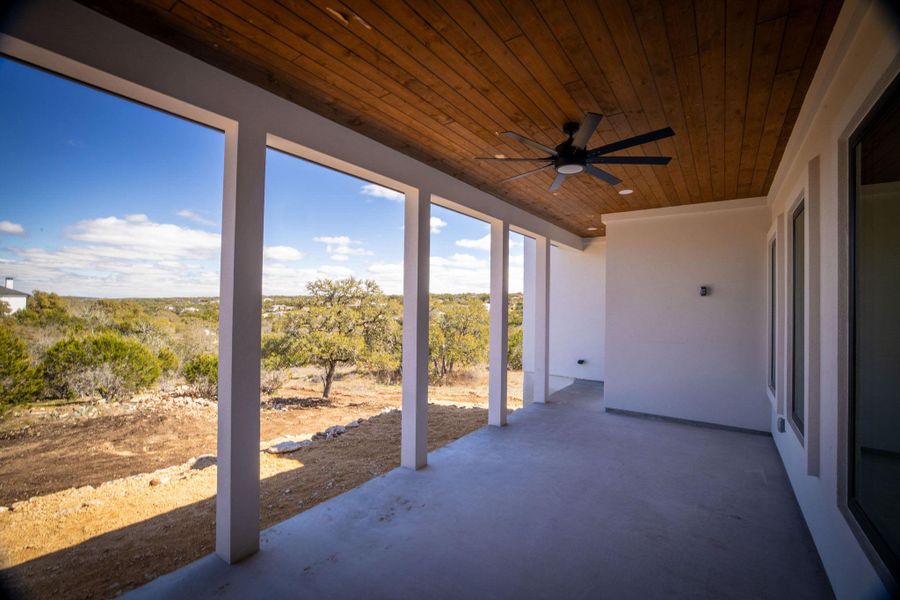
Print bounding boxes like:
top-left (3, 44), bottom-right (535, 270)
top-left (2, 215), bottom-right (223, 297)
top-left (455, 234), bottom-right (490, 251)
top-left (2, 212), bottom-right (523, 298)
top-left (67, 215), bottom-right (221, 259)
top-left (313, 235), bottom-right (373, 257)
top-left (262, 263), bottom-right (356, 295)
top-left (360, 183), bottom-right (404, 202)
top-left (0, 220), bottom-right (25, 235)
top-left (264, 245), bottom-right (305, 262)
top-left (176, 209), bottom-right (217, 227)
top-left (430, 217), bottom-right (448, 234)
top-left (313, 235), bottom-right (352, 245)
top-left (366, 250), bottom-right (523, 294)
top-left (367, 262), bottom-right (403, 295)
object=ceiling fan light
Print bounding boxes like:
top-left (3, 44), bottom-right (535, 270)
top-left (557, 163), bottom-right (584, 175)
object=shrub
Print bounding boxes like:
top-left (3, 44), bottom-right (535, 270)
top-left (42, 332), bottom-right (161, 401)
top-left (15, 291), bottom-right (74, 328)
top-left (0, 326), bottom-right (43, 408)
top-left (260, 367), bottom-right (286, 395)
top-left (156, 347), bottom-right (179, 374)
top-left (182, 354), bottom-right (218, 399)
top-left (507, 327), bottom-right (523, 371)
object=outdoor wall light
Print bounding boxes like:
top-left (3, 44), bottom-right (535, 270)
top-left (577, 359), bottom-right (586, 365)
top-left (699, 286), bottom-right (710, 296)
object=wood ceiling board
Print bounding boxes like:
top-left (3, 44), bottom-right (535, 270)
top-left (75, 0), bottom-right (842, 237)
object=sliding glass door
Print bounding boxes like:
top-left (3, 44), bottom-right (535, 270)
top-left (849, 76), bottom-right (900, 581)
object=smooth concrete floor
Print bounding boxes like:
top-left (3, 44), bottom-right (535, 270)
top-left (127, 382), bottom-right (833, 599)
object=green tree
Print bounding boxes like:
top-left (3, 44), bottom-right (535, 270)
top-left (264, 278), bottom-right (389, 398)
top-left (42, 332), bottom-right (161, 401)
top-left (0, 325), bottom-right (44, 409)
top-left (182, 353), bottom-right (218, 399)
top-left (364, 297), bottom-right (403, 383)
top-left (429, 297), bottom-right (489, 380)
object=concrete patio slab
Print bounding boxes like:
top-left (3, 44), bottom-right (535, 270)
top-left (126, 382), bottom-right (832, 599)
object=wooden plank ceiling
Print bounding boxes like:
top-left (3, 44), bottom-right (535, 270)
top-left (79, 0), bottom-right (841, 237)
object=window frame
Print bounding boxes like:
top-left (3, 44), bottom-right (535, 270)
top-left (790, 200), bottom-right (806, 439)
top-left (768, 237), bottom-right (777, 393)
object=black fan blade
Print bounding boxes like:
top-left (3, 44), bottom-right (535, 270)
top-left (585, 165), bottom-right (622, 185)
top-left (587, 127), bottom-right (675, 157)
top-left (549, 172), bottom-right (566, 192)
top-left (589, 155), bottom-right (672, 165)
top-left (502, 131), bottom-right (558, 155)
top-left (475, 156), bottom-right (554, 162)
top-left (500, 163), bottom-right (554, 184)
top-left (572, 112), bottom-right (603, 148)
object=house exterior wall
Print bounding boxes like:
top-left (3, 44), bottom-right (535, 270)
top-left (0, 295), bottom-right (27, 314)
top-left (763, 0), bottom-right (898, 597)
top-left (523, 237), bottom-right (606, 402)
top-left (603, 199), bottom-right (771, 432)
top-left (549, 239), bottom-right (606, 383)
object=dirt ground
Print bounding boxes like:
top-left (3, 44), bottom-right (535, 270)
top-left (0, 369), bottom-right (523, 599)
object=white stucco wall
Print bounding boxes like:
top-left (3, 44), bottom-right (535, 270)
top-left (549, 239), bottom-right (606, 382)
top-left (523, 237), bottom-right (606, 401)
top-left (763, 1), bottom-right (898, 597)
top-left (603, 199), bottom-right (771, 432)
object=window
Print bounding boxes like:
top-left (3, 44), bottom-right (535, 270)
top-left (848, 75), bottom-right (900, 581)
top-left (791, 202), bottom-right (805, 436)
top-left (769, 238), bottom-right (777, 392)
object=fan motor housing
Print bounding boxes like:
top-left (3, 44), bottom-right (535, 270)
top-left (554, 143), bottom-right (587, 174)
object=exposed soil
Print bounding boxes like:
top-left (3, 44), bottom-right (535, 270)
top-left (0, 369), bottom-right (523, 599)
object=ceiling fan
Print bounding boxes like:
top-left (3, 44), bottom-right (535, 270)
top-left (476, 112), bottom-right (675, 192)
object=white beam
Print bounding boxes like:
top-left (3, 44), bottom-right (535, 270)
top-left (216, 124), bottom-right (266, 563)
top-left (489, 220), bottom-right (509, 427)
top-left (533, 236), bottom-right (551, 404)
top-left (401, 189), bottom-right (430, 469)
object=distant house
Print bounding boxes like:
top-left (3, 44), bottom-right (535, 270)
top-left (0, 277), bottom-right (28, 314)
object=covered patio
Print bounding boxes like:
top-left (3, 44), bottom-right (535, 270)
top-left (2, 0), bottom-right (899, 597)
top-left (128, 382), bottom-right (830, 599)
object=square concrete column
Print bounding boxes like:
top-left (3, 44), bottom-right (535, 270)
top-left (533, 235), bottom-right (551, 404)
top-left (401, 188), bottom-right (430, 469)
top-left (489, 220), bottom-right (509, 426)
top-left (216, 124), bottom-right (266, 564)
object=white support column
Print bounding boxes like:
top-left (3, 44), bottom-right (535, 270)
top-left (533, 235), bottom-right (551, 403)
top-left (489, 220), bottom-right (509, 426)
top-left (401, 189), bottom-right (430, 469)
top-left (522, 237), bottom-right (536, 405)
top-left (216, 124), bottom-right (266, 564)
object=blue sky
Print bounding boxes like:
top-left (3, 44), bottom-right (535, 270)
top-left (0, 56), bottom-right (523, 297)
